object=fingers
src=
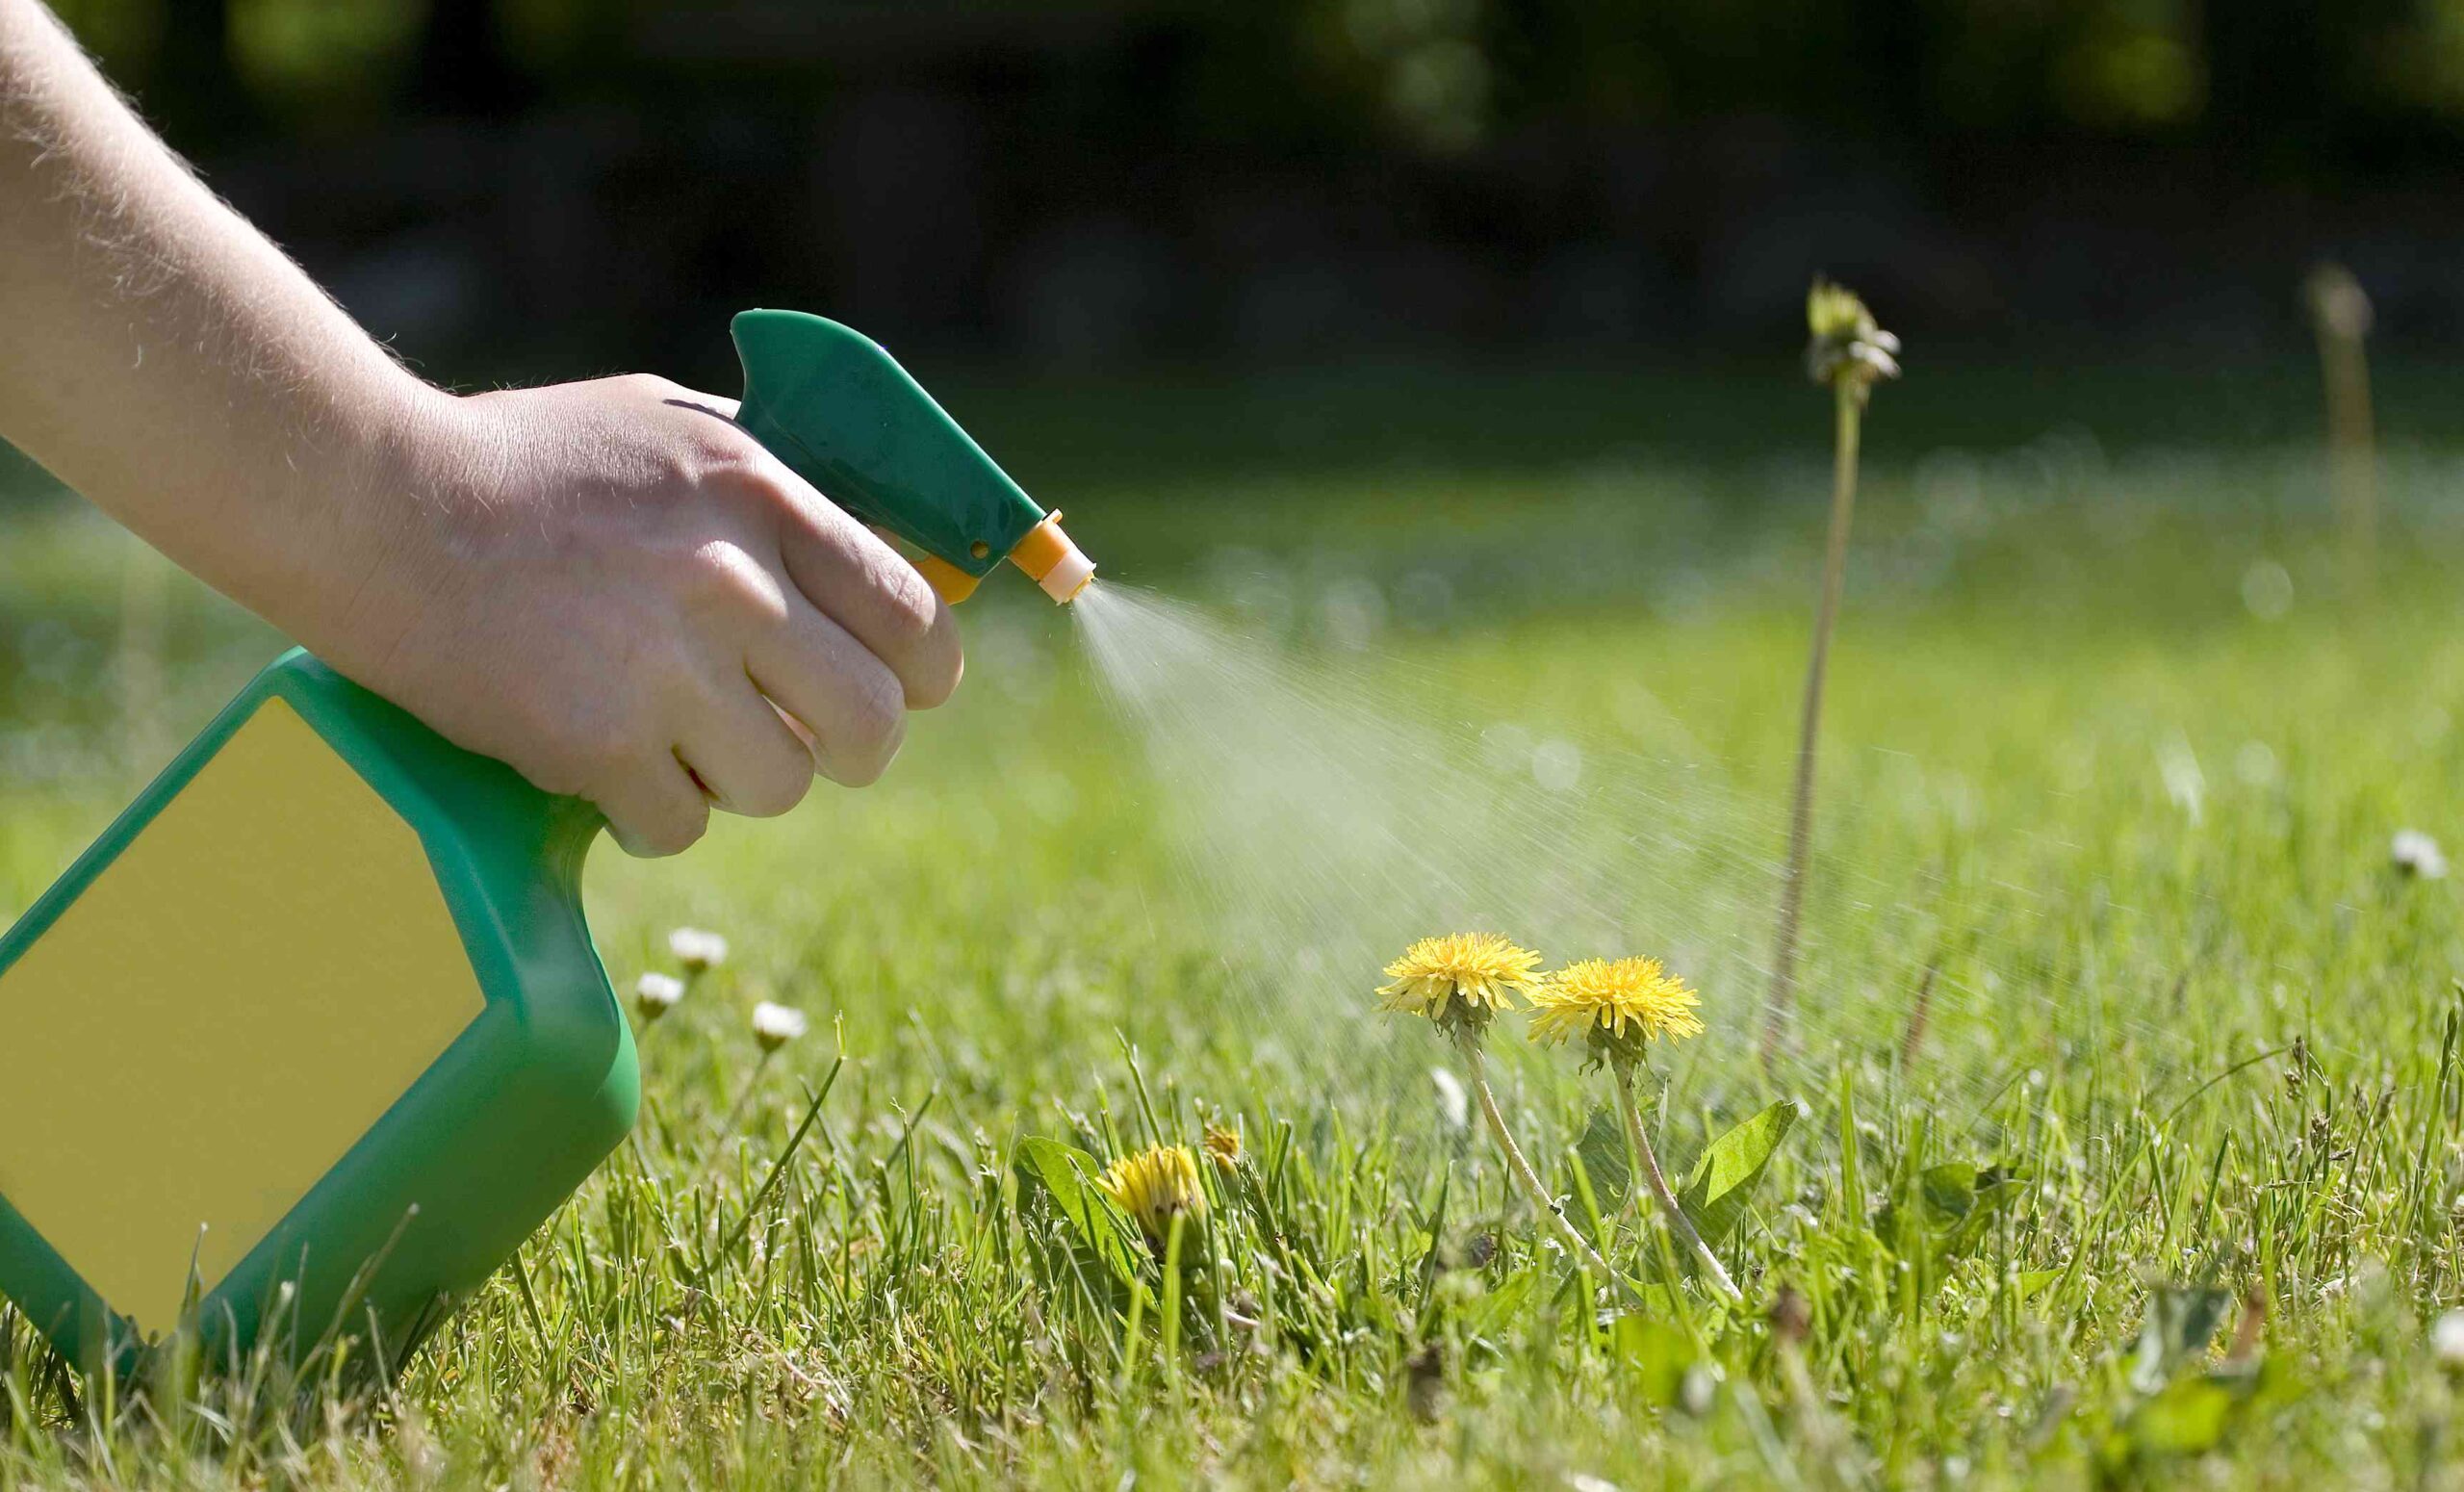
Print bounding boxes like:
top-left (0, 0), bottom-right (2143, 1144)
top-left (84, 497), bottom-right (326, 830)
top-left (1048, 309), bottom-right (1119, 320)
top-left (595, 751), bottom-right (710, 860)
top-left (746, 592), bottom-right (909, 786)
top-left (588, 663), bottom-right (820, 856)
top-left (760, 463), bottom-right (964, 709)
top-left (674, 669), bottom-right (816, 819)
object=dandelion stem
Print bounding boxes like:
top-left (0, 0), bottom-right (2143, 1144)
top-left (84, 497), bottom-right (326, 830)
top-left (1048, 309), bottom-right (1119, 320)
top-left (1764, 376), bottom-right (1860, 1065)
top-left (1612, 1061), bottom-right (1741, 1301)
top-left (2308, 262), bottom-right (2376, 589)
top-left (1461, 1041), bottom-right (1628, 1293)
top-left (697, 1062), bottom-right (842, 1283)
top-left (718, 1048), bottom-right (777, 1136)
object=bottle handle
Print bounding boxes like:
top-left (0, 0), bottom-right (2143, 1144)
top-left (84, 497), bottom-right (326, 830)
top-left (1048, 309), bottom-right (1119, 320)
top-left (731, 310), bottom-right (1048, 601)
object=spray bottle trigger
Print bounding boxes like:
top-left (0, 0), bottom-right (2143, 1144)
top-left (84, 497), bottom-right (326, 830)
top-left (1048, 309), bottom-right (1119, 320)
top-left (911, 553), bottom-right (983, 604)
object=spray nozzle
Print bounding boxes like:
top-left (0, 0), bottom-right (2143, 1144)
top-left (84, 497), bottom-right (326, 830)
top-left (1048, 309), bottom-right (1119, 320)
top-left (911, 511), bottom-right (1095, 605)
top-left (730, 309), bottom-right (1097, 605)
top-left (1010, 513), bottom-right (1097, 604)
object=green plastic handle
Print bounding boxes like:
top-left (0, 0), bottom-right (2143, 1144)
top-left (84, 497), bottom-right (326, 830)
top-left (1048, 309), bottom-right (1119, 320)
top-left (732, 310), bottom-right (1046, 582)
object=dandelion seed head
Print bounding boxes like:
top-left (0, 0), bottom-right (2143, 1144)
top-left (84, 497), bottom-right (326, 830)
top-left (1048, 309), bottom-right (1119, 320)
top-left (669, 927), bottom-right (730, 972)
top-left (1377, 933), bottom-right (1543, 1042)
top-left (1806, 277), bottom-right (1901, 394)
top-left (1097, 1145), bottom-right (1207, 1244)
top-left (631, 972), bottom-right (685, 1022)
top-left (1527, 956), bottom-right (1705, 1067)
top-left (1429, 1067), bottom-right (1470, 1133)
top-left (750, 1000), bottom-right (808, 1052)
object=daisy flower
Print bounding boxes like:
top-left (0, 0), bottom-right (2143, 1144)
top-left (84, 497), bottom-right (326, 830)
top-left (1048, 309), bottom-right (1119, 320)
top-left (632, 971), bottom-right (685, 1023)
top-left (669, 927), bottom-right (731, 973)
top-left (751, 1001), bottom-right (808, 1053)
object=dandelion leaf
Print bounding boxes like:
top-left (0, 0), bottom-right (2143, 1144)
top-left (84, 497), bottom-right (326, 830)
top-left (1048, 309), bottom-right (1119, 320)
top-left (2129, 1284), bottom-right (2234, 1393)
top-left (1875, 1162), bottom-right (2024, 1266)
top-left (1609, 1313), bottom-right (1695, 1407)
top-left (1678, 1100), bottom-right (1800, 1244)
top-left (1463, 1265), bottom-right (1542, 1342)
top-left (1014, 1138), bottom-right (1142, 1298)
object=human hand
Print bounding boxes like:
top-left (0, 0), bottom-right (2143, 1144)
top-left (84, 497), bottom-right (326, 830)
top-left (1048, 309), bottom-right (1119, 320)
top-left (0, 3), bottom-right (957, 856)
top-left (330, 374), bottom-right (962, 858)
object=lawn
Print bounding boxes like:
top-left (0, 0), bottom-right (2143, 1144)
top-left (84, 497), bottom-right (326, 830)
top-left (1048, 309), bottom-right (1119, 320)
top-left (3, 361), bottom-right (2463, 1487)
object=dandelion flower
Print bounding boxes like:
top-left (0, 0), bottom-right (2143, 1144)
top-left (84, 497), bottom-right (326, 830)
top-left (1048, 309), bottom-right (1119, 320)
top-left (1538, 956), bottom-right (1738, 1300)
top-left (2393, 829), bottom-right (2449, 880)
top-left (1379, 938), bottom-right (1630, 1297)
top-left (1201, 1122), bottom-right (1242, 1172)
top-left (669, 927), bottom-right (730, 972)
top-left (1528, 957), bottom-right (1705, 1066)
top-left (1097, 1145), bottom-right (1207, 1244)
top-left (632, 971), bottom-right (685, 1023)
top-left (1377, 933), bottom-right (1542, 1040)
top-left (750, 1000), bottom-right (808, 1053)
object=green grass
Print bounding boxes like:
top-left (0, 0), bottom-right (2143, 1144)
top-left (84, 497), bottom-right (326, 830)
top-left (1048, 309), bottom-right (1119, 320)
top-left (5, 368), bottom-right (2464, 1487)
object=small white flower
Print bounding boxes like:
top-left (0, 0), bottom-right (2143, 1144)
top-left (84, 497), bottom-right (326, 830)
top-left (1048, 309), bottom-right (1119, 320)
top-left (632, 972), bottom-right (685, 1021)
top-left (669, 927), bottom-right (731, 972)
top-left (1429, 1067), bottom-right (1470, 1134)
top-left (751, 1001), bottom-right (808, 1053)
top-left (2434, 1309), bottom-right (2464, 1366)
top-left (2393, 830), bottom-right (2449, 880)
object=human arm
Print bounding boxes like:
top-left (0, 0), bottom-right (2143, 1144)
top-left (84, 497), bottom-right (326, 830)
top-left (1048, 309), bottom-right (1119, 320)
top-left (0, 0), bottom-right (959, 854)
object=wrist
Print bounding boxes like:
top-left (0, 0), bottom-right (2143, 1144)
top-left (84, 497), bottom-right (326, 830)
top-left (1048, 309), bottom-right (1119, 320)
top-left (285, 369), bottom-right (480, 681)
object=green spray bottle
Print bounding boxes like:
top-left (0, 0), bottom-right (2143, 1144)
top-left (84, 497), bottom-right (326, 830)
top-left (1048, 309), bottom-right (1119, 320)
top-left (0, 311), bottom-right (1093, 1374)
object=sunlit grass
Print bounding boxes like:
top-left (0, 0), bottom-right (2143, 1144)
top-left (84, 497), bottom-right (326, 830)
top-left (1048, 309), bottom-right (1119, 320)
top-left (0, 423), bottom-right (2462, 1485)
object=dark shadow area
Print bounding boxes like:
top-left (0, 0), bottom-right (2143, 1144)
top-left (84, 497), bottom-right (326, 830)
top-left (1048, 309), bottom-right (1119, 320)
top-left (22, 0), bottom-right (2464, 388)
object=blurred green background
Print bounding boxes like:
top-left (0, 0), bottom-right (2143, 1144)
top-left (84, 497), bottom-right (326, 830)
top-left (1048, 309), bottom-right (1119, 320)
top-left (13, 0), bottom-right (2464, 388)
top-left (6, 0), bottom-right (2464, 823)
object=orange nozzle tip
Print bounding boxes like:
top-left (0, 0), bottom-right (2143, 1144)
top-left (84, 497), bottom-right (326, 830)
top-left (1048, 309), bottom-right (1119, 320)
top-left (1009, 513), bottom-right (1096, 605)
top-left (1048, 565), bottom-right (1095, 604)
top-left (911, 553), bottom-right (983, 605)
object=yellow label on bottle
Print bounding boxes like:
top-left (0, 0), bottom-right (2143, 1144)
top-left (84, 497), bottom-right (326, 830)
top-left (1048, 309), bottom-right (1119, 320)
top-left (0, 698), bottom-right (484, 1337)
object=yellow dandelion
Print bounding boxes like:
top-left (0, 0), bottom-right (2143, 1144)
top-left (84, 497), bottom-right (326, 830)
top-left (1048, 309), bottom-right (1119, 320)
top-left (1528, 957), bottom-right (1705, 1063)
top-left (1096, 1145), bottom-right (1207, 1243)
top-left (1201, 1121), bottom-right (1242, 1172)
top-left (1377, 933), bottom-right (1543, 1039)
